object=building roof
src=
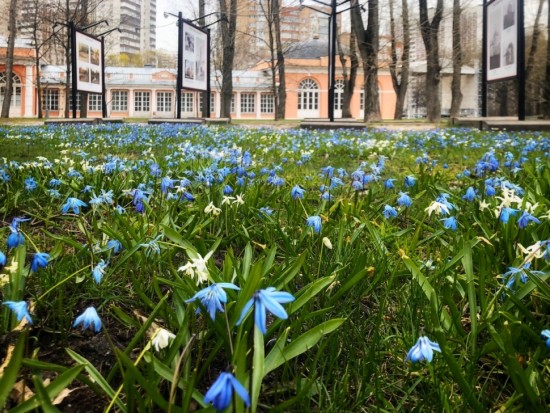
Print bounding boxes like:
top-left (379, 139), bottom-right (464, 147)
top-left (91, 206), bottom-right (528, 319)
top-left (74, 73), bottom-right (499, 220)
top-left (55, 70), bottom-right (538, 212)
top-left (285, 39), bottom-right (329, 59)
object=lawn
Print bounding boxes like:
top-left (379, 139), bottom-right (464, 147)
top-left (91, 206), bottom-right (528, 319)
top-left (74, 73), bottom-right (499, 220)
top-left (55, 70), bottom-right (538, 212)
top-left (0, 123), bottom-right (550, 412)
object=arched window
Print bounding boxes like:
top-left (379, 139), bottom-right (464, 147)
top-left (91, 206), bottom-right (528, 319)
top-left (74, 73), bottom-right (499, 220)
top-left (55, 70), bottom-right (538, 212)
top-left (298, 79), bottom-right (319, 111)
top-left (334, 79), bottom-right (345, 111)
top-left (0, 72), bottom-right (22, 108)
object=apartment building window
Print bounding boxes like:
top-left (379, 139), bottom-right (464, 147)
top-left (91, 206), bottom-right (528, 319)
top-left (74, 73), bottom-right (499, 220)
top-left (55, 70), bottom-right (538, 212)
top-left (111, 90), bottom-right (128, 111)
top-left (182, 92), bottom-right (193, 112)
top-left (260, 93), bottom-right (274, 113)
top-left (230, 94), bottom-right (235, 113)
top-left (157, 91), bottom-right (172, 112)
top-left (210, 92), bottom-right (215, 114)
top-left (88, 94), bottom-right (102, 111)
top-left (134, 91), bottom-right (150, 112)
top-left (240, 93), bottom-right (255, 113)
top-left (43, 89), bottom-right (59, 111)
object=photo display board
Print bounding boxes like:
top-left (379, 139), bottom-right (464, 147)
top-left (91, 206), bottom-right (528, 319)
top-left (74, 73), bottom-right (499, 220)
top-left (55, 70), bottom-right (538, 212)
top-left (487, 0), bottom-right (518, 81)
top-left (75, 31), bottom-right (103, 93)
top-left (182, 21), bottom-right (208, 91)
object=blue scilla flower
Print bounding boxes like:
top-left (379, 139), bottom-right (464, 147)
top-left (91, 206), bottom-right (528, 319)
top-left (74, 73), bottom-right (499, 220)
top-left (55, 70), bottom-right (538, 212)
top-left (180, 191), bottom-right (195, 202)
top-left (306, 215), bottom-right (322, 234)
top-left (291, 185), bottom-right (305, 199)
top-left (161, 177), bottom-right (175, 194)
top-left (31, 252), bottom-right (50, 272)
top-left (25, 177), bottom-right (37, 191)
top-left (351, 180), bottom-right (363, 191)
top-left (150, 163), bottom-right (162, 177)
top-left (384, 179), bottom-right (395, 189)
top-left (3, 301), bottom-right (32, 324)
top-left (139, 235), bottom-right (162, 256)
top-left (0, 251), bottom-right (6, 267)
top-left (107, 239), bottom-right (123, 254)
top-left (204, 372), bottom-right (250, 411)
top-left (462, 187), bottom-right (477, 202)
top-left (404, 175), bottom-right (416, 188)
top-left (61, 197), bottom-right (87, 214)
top-left (330, 177), bottom-right (344, 188)
top-left (503, 263), bottom-right (544, 289)
top-left (267, 175), bottom-right (285, 187)
top-left (321, 165), bottom-right (334, 178)
top-left (542, 330), bottom-right (550, 349)
top-left (73, 307), bottom-right (102, 332)
top-left (485, 184), bottom-right (496, 197)
top-left (92, 259), bottom-right (108, 284)
top-left (115, 205), bottom-right (126, 214)
top-left (517, 211), bottom-right (540, 229)
top-left (406, 336), bottom-right (441, 363)
top-left (321, 191), bottom-right (332, 201)
top-left (223, 184), bottom-right (233, 195)
top-left (7, 230), bottom-right (24, 249)
top-left (441, 216), bottom-right (458, 231)
top-left (81, 185), bottom-right (94, 193)
top-left (383, 205), bottom-right (398, 219)
top-left (49, 178), bottom-right (62, 187)
top-left (237, 287), bottom-right (295, 334)
top-left (259, 207), bottom-right (273, 217)
top-left (397, 192), bottom-right (412, 208)
top-left (500, 207), bottom-right (518, 224)
top-left (186, 282), bottom-right (240, 320)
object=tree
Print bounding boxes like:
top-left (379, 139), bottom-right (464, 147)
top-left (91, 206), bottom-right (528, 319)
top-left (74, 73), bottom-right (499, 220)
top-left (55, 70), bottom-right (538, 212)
top-left (450, 0), bottom-right (462, 118)
top-left (418, 0), bottom-right (443, 122)
top-left (218, 0), bottom-right (238, 119)
top-left (544, 0), bottom-right (550, 118)
top-left (351, 0), bottom-right (381, 122)
top-left (336, 16), bottom-right (359, 119)
top-left (389, 0), bottom-right (410, 120)
top-left (1, 0), bottom-right (18, 118)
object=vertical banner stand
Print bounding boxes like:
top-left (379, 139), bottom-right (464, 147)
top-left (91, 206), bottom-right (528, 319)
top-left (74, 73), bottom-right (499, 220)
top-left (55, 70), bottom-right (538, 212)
top-left (481, 0), bottom-right (488, 117)
top-left (70, 22), bottom-right (77, 119)
top-left (206, 28), bottom-right (211, 119)
top-left (176, 12), bottom-right (183, 119)
top-left (517, 0), bottom-right (525, 120)
top-left (101, 37), bottom-right (107, 118)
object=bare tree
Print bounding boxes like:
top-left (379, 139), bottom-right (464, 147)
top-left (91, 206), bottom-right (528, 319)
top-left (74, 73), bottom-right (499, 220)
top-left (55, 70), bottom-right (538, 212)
top-left (351, 0), bottom-right (381, 122)
top-left (418, 0), bottom-right (443, 122)
top-left (337, 20), bottom-right (359, 119)
top-left (544, 0), bottom-right (550, 118)
top-left (526, 0), bottom-right (545, 78)
top-left (218, 0), bottom-right (237, 119)
top-left (1, 0), bottom-right (18, 118)
top-left (450, 0), bottom-right (462, 118)
top-left (389, 0), bottom-right (410, 120)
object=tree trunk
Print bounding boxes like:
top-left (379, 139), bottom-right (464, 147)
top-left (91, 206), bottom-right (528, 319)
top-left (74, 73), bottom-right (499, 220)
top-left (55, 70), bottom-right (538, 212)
top-left (218, 0), bottom-right (237, 119)
top-left (544, 0), bottom-right (550, 118)
top-left (1, 0), bottom-right (18, 118)
top-left (419, 0), bottom-right (443, 122)
top-left (351, 0), bottom-right (381, 122)
top-left (273, 0), bottom-right (285, 120)
top-left (338, 22), bottom-right (358, 119)
top-left (450, 0), bottom-right (462, 119)
top-left (526, 0), bottom-right (544, 79)
top-left (64, 0), bottom-right (70, 118)
top-left (389, 0), bottom-right (410, 120)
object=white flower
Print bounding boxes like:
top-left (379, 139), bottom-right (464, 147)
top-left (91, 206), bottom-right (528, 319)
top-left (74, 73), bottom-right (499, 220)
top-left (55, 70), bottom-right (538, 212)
top-left (233, 194), bottom-right (244, 205)
top-left (425, 201), bottom-right (450, 216)
top-left (204, 202), bottom-right (221, 216)
top-left (322, 237), bottom-right (333, 249)
top-left (517, 241), bottom-right (546, 265)
top-left (478, 199), bottom-right (490, 211)
top-left (178, 251), bottom-right (214, 284)
top-left (221, 196), bottom-right (235, 205)
top-left (152, 328), bottom-right (176, 352)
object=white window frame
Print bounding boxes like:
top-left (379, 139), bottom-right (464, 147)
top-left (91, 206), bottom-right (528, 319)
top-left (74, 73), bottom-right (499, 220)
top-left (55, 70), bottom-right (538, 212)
top-left (88, 93), bottom-right (102, 111)
top-left (156, 91), bottom-right (172, 112)
top-left (240, 93), bottom-right (255, 113)
top-left (134, 91), bottom-right (150, 112)
top-left (260, 93), bottom-right (274, 113)
top-left (111, 90), bottom-right (128, 112)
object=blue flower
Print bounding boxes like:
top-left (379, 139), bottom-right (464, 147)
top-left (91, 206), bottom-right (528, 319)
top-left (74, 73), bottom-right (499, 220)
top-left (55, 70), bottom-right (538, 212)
top-left (161, 177), bottom-right (175, 194)
top-left (259, 207), bottom-right (273, 218)
top-left (499, 207), bottom-right (518, 224)
top-left (441, 216), bottom-right (458, 231)
top-left (31, 252), bottom-right (50, 272)
top-left (406, 336), bottom-right (441, 363)
top-left (321, 166), bottom-right (334, 178)
top-left (306, 215), bottom-right (322, 234)
top-left (462, 187), bottom-right (477, 202)
top-left (542, 330), bottom-right (550, 349)
top-left (92, 259), bottom-right (108, 284)
top-left (0, 251), bottom-right (6, 267)
top-left (25, 177), bottom-right (37, 191)
top-left (485, 184), bottom-right (496, 196)
top-left (351, 180), bottom-right (363, 191)
top-left (204, 372), bottom-right (250, 411)
top-left (291, 185), bottom-right (305, 199)
top-left (383, 205), bottom-right (398, 219)
top-left (223, 184), bottom-right (233, 195)
top-left (73, 307), bottom-right (102, 332)
top-left (107, 239), bottom-right (123, 254)
top-left (61, 197), bottom-right (87, 214)
top-left (237, 287), bottom-right (295, 334)
top-left (503, 263), bottom-right (544, 289)
top-left (384, 179), bottom-right (395, 189)
top-left (517, 211), bottom-right (540, 229)
top-left (397, 192), bottom-right (412, 208)
top-left (186, 282), bottom-right (240, 320)
top-left (3, 301), bottom-right (33, 324)
top-left (7, 231), bottom-right (24, 249)
top-left (404, 175), bottom-right (416, 188)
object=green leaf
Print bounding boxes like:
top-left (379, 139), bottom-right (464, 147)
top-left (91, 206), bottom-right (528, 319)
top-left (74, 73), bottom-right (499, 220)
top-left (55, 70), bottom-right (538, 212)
top-left (32, 376), bottom-right (61, 413)
top-left (9, 365), bottom-right (84, 413)
top-left (263, 318), bottom-right (345, 376)
top-left (66, 349), bottom-right (127, 413)
top-left (251, 325), bottom-right (265, 413)
top-left (0, 331), bottom-right (26, 408)
top-left (288, 275), bottom-right (335, 314)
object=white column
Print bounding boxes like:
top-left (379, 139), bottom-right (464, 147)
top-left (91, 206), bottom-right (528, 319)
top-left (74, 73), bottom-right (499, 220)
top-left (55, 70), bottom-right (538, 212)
top-left (256, 91), bottom-right (261, 119)
top-left (236, 92), bottom-right (241, 119)
top-left (25, 65), bottom-right (33, 117)
top-left (128, 89), bottom-right (134, 117)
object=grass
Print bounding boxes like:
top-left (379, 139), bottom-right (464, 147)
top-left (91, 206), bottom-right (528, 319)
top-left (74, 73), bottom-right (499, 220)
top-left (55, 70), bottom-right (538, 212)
top-left (1, 123), bottom-right (550, 411)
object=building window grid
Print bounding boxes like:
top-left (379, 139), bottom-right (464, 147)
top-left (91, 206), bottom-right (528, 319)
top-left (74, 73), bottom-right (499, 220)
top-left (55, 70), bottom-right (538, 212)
top-left (88, 94), bottom-right (102, 111)
top-left (260, 93), bottom-right (274, 113)
top-left (334, 80), bottom-right (344, 111)
top-left (0, 72), bottom-right (21, 107)
top-left (43, 89), bottom-right (59, 111)
top-left (134, 91), bottom-right (150, 112)
top-left (298, 79), bottom-right (319, 111)
top-left (182, 92), bottom-right (194, 113)
top-left (240, 93), bottom-right (255, 113)
top-left (210, 92), bottom-right (215, 114)
top-left (111, 90), bottom-right (128, 111)
top-left (156, 91), bottom-right (172, 112)
top-left (360, 91), bottom-right (364, 111)
top-left (69, 93), bottom-right (81, 111)
top-left (230, 94), bottom-right (235, 113)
